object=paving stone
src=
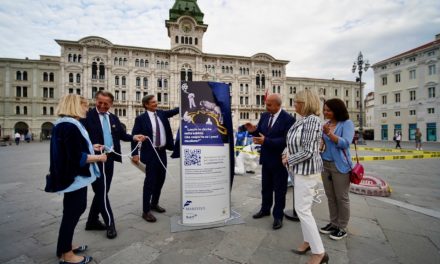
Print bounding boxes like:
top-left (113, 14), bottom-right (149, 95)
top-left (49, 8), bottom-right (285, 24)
top-left (371, 206), bottom-right (422, 235)
top-left (347, 235), bottom-right (398, 264)
top-left (100, 242), bottom-right (160, 264)
top-left (348, 216), bottom-right (386, 241)
top-left (3, 255), bottom-right (36, 264)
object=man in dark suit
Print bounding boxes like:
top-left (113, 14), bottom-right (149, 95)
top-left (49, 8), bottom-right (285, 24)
top-left (131, 95), bottom-right (179, 223)
top-left (82, 90), bottom-right (145, 239)
top-left (244, 93), bottom-right (295, 230)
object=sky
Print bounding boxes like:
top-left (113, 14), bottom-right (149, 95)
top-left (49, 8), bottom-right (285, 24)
top-left (0, 0), bottom-right (439, 96)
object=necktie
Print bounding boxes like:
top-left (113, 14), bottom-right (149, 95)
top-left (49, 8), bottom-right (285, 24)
top-left (268, 114), bottom-right (274, 130)
top-left (154, 112), bottom-right (161, 147)
top-left (102, 114), bottom-right (113, 149)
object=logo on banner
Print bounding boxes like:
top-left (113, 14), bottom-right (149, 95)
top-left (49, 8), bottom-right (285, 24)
top-left (183, 200), bottom-right (192, 208)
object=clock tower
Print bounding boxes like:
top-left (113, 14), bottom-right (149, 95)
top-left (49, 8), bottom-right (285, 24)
top-left (166, 0), bottom-right (208, 51)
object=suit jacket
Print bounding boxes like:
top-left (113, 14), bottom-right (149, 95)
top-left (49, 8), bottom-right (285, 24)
top-left (81, 108), bottom-right (133, 163)
top-left (131, 108), bottom-right (179, 164)
top-left (252, 110), bottom-right (295, 168)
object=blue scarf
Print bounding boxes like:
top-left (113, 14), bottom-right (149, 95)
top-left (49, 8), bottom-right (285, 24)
top-left (55, 117), bottom-right (100, 193)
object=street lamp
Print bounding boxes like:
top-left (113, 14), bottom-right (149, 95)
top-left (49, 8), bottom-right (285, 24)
top-left (352, 51), bottom-right (370, 145)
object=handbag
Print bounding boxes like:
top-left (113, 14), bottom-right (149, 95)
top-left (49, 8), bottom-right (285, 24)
top-left (342, 143), bottom-right (364, 184)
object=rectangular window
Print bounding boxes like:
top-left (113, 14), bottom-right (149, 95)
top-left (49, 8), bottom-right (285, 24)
top-left (409, 110), bottom-right (416, 115)
top-left (43, 87), bottom-right (48, 98)
top-left (345, 89), bottom-right (349, 96)
top-left (428, 108), bottom-right (435, 114)
top-left (136, 91), bottom-right (141, 101)
top-left (382, 113), bottom-right (387, 118)
top-left (410, 90), bottom-right (416, 101)
top-left (426, 123), bottom-right (437, 141)
top-left (395, 93), bottom-right (400, 103)
top-left (409, 69), bottom-right (416, 80)
top-left (335, 89), bottom-right (338, 96)
top-left (16, 86), bottom-right (21, 97)
top-left (115, 90), bottom-right (119, 100)
top-left (92, 87), bottom-right (98, 98)
top-left (122, 91), bottom-right (126, 101)
top-left (49, 88), bottom-right (54, 98)
top-left (428, 64), bottom-right (436, 75)
top-left (395, 111), bottom-right (400, 117)
top-left (382, 77), bottom-right (387, 85)
top-left (395, 73), bottom-right (401, 83)
top-left (409, 57), bottom-right (416, 62)
top-left (22, 87), bottom-right (27, 97)
top-left (240, 96), bottom-right (243, 105)
top-left (76, 89), bottom-right (80, 95)
top-left (345, 100), bottom-right (349, 107)
top-left (164, 93), bottom-right (168, 103)
top-left (382, 95), bottom-right (387, 104)
top-left (428, 87), bottom-right (435, 98)
top-left (69, 88), bottom-right (73, 94)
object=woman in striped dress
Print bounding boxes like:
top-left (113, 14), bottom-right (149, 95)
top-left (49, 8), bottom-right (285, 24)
top-left (282, 89), bottom-right (328, 264)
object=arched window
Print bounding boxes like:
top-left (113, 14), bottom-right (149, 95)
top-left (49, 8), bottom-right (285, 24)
top-left (256, 74), bottom-right (260, 88)
top-left (73, 54), bottom-right (77, 62)
top-left (189, 37), bottom-right (192, 45)
top-left (43, 72), bottom-right (48, 82)
top-left (23, 71), bottom-right (27, 81)
top-left (164, 79), bottom-right (168, 88)
top-left (165, 62), bottom-right (168, 69)
top-left (68, 54), bottom-right (72, 62)
top-left (43, 107), bottom-right (47, 115)
top-left (116, 58), bottom-right (120, 66)
top-left (78, 55), bottom-right (82, 63)
top-left (123, 58), bottom-right (127, 66)
top-left (185, 37), bottom-right (188, 44)
top-left (261, 74), bottom-right (265, 88)
top-left (230, 67), bottom-right (233, 74)
top-left (115, 76), bottom-right (119, 85)
top-left (181, 36), bottom-right (184, 43)
top-left (140, 59), bottom-right (144, 67)
top-left (180, 64), bottom-right (192, 81)
top-left (76, 73), bottom-right (81, 83)
top-left (157, 78), bottom-right (162, 88)
top-left (49, 72), bottom-right (54, 82)
top-left (16, 71), bottom-right (22, 80)
top-left (16, 106), bottom-right (20, 114)
top-left (136, 77), bottom-right (141, 87)
top-left (119, 58), bottom-right (122, 66)
top-left (161, 61), bottom-right (164, 69)
top-left (157, 61), bottom-right (160, 68)
top-left (121, 76), bottom-right (126, 86)
top-left (99, 62), bottom-right (105, 79)
top-left (222, 66), bottom-right (225, 73)
top-left (143, 77), bottom-right (148, 88)
top-left (50, 107), bottom-right (54, 115)
top-left (23, 106), bottom-right (27, 115)
top-left (92, 62), bottom-right (97, 79)
top-left (145, 60), bottom-right (149, 67)
top-left (175, 36), bottom-right (179, 43)
top-left (135, 59), bottom-right (139, 67)
top-left (195, 38), bottom-right (198, 45)
top-left (69, 73), bottom-right (73, 83)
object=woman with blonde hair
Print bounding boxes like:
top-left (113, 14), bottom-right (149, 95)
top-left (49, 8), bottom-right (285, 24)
top-left (282, 89), bottom-right (328, 264)
top-left (45, 94), bottom-right (107, 264)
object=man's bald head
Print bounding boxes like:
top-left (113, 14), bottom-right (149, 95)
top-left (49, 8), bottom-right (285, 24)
top-left (265, 93), bottom-right (282, 114)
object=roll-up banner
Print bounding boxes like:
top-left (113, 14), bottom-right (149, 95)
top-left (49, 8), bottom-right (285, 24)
top-left (179, 81), bottom-right (232, 225)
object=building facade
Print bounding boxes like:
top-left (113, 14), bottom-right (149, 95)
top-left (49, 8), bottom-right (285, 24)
top-left (0, 0), bottom-right (362, 139)
top-left (372, 34), bottom-right (440, 142)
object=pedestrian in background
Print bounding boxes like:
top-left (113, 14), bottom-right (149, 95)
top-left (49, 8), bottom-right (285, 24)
top-left (415, 128), bottom-right (422, 150)
top-left (395, 132), bottom-right (402, 149)
top-left (45, 94), bottom-right (107, 264)
top-left (14, 132), bottom-right (20, 145)
top-left (320, 98), bottom-right (354, 241)
top-left (282, 89), bottom-right (328, 264)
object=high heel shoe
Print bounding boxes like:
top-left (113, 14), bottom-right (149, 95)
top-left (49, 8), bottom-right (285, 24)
top-left (320, 253), bottom-right (329, 264)
top-left (291, 245), bottom-right (311, 255)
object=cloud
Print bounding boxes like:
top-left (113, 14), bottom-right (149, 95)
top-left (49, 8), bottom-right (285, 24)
top-left (0, 0), bottom-right (439, 95)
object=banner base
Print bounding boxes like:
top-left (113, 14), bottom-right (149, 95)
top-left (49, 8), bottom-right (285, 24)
top-left (170, 209), bottom-right (244, 233)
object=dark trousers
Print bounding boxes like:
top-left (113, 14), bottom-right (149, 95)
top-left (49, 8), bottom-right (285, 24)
top-left (88, 157), bottom-right (114, 226)
top-left (143, 149), bottom-right (167, 213)
top-left (395, 140), bottom-right (401, 148)
top-left (261, 164), bottom-right (288, 219)
top-left (57, 187), bottom-right (87, 257)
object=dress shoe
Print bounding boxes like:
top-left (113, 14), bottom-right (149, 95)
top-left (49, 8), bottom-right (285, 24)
top-left (272, 218), bottom-right (283, 230)
top-left (59, 256), bottom-right (93, 264)
top-left (319, 253), bottom-right (329, 264)
top-left (106, 224), bottom-right (117, 239)
top-left (252, 210), bottom-right (270, 219)
top-left (151, 204), bottom-right (166, 213)
top-left (142, 211), bottom-right (157, 222)
top-left (85, 220), bottom-right (106, 231)
top-left (72, 245), bottom-right (88, 254)
top-left (291, 245), bottom-right (310, 255)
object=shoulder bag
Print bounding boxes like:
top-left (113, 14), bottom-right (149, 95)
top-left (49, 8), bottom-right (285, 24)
top-left (342, 143), bottom-right (364, 184)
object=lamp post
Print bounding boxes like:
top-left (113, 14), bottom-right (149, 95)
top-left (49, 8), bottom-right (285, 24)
top-left (352, 52), bottom-right (370, 145)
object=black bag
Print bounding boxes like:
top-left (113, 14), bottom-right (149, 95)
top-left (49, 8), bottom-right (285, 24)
top-left (393, 136), bottom-right (396, 141)
top-left (44, 172), bottom-right (55, 193)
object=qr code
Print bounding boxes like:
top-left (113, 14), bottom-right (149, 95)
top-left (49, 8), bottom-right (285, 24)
top-left (184, 149), bottom-right (201, 166)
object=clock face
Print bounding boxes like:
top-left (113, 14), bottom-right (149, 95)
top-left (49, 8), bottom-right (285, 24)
top-left (181, 23), bottom-right (191, 33)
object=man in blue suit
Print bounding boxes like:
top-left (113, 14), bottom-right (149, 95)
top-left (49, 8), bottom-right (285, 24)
top-left (131, 95), bottom-right (179, 223)
top-left (82, 90), bottom-right (145, 239)
top-left (244, 93), bottom-right (295, 230)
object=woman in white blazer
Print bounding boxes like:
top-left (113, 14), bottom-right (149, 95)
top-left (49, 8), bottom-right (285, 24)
top-left (282, 89), bottom-right (328, 264)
